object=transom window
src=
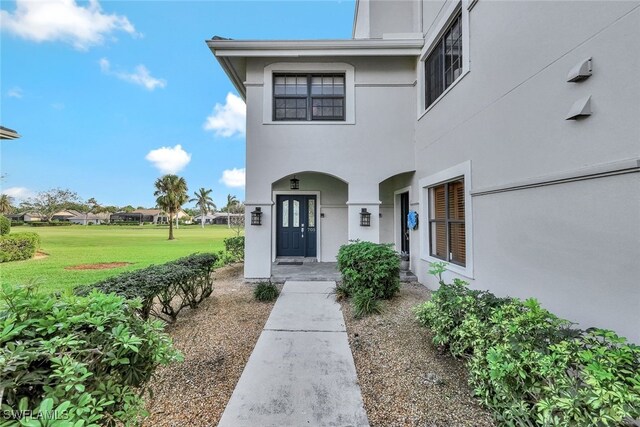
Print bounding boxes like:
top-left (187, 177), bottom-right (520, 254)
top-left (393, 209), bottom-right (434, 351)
top-left (273, 74), bottom-right (345, 121)
top-left (429, 178), bottom-right (465, 266)
top-left (424, 11), bottom-right (463, 109)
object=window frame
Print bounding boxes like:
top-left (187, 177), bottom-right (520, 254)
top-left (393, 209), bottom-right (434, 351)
top-left (417, 0), bottom-right (470, 119)
top-left (428, 178), bottom-right (466, 266)
top-left (272, 73), bottom-right (346, 122)
top-left (262, 62), bottom-right (355, 125)
top-left (419, 161), bottom-right (474, 279)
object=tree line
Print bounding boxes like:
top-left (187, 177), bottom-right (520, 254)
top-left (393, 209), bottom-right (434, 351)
top-left (0, 175), bottom-right (244, 240)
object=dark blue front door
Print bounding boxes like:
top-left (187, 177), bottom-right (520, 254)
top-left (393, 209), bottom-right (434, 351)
top-left (276, 195), bottom-right (317, 257)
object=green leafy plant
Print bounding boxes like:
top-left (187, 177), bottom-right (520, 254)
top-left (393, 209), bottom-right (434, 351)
top-left (254, 282), bottom-right (279, 302)
top-left (351, 288), bottom-right (383, 318)
top-left (414, 265), bottom-right (640, 426)
top-left (0, 215), bottom-right (10, 235)
top-left (0, 284), bottom-right (182, 426)
top-left (337, 241), bottom-right (400, 300)
top-left (333, 283), bottom-right (350, 301)
top-left (0, 232), bottom-right (41, 262)
top-left (76, 253), bottom-right (218, 322)
top-left (223, 236), bottom-right (245, 261)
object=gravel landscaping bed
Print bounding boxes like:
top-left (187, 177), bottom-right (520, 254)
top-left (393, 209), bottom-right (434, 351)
top-left (143, 264), bottom-right (275, 426)
top-left (341, 282), bottom-right (496, 427)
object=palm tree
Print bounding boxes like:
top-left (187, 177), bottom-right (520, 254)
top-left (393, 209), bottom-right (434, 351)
top-left (224, 194), bottom-right (239, 228)
top-left (0, 194), bottom-right (14, 214)
top-left (154, 174), bottom-right (189, 240)
top-left (189, 188), bottom-right (216, 229)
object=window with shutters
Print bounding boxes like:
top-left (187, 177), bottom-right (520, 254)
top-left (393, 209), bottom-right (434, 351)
top-left (429, 178), bottom-right (466, 266)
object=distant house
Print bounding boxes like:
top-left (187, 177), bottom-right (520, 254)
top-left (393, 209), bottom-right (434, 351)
top-left (110, 209), bottom-right (188, 224)
top-left (0, 126), bottom-right (20, 140)
top-left (51, 209), bottom-right (109, 225)
top-left (194, 212), bottom-right (243, 225)
top-left (6, 212), bottom-right (44, 222)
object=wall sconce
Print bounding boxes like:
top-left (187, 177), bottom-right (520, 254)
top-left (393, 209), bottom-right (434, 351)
top-left (250, 207), bottom-right (262, 226)
top-left (290, 175), bottom-right (299, 190)
top-left (360, 208), bottom-right (371, 227)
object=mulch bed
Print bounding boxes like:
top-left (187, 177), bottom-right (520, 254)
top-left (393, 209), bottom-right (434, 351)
top-left (65, 262), bottom-right (131, 270)
top-left (341, 282), bottom-right (496, 427)
top-left (142, 264), bottom-right (276, 427)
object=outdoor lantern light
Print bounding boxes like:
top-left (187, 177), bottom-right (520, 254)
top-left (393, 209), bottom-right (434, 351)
top-left (251, 207), bottom-right (262, 226)
top-left (360, 208), bottom-right (371, 227)
top-left (290, 175), bottom-right (300, 190)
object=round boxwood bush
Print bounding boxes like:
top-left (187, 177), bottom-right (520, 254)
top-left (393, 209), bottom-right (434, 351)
top-left (0, 215), bottom-right (10, 235)
top-left (337, 240), bottom-right (400, 300)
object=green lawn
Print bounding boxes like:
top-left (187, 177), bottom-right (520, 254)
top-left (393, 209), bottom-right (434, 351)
top-left (1, 224), bottom-right (238, 294)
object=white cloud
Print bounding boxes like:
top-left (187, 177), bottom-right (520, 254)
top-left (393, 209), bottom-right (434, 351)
top-left (2, 187), bottom-right (35, 201)
top-left (0, 0), bottom-right (137, 50)
top-left (219, 168), bottom-right (245, 188)
top-left (203, 93), bottom-right (246, 137)
top-left (99, 57), bottom-right (166, 91)
top-left (145, 144), bottom-right (191, 174)
top-left (7, 87), bottom-right (23, 98)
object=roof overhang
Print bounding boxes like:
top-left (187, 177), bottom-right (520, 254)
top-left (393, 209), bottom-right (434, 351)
top-left (206, 38), bottom-right (424, 100)
top-left (0, 126), bottom-right (20, 140)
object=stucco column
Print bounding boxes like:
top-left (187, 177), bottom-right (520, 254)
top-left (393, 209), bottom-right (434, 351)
top-left (244, 203), bottom-right (273, 280)
top-left (347, 183), bottom-right (380, 243)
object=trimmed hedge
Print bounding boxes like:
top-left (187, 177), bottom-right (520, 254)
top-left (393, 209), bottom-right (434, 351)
top-left (0, 215), bottom-right (9, 235)
top-left (9, 220), bottom-right (24, 226)
top-left (28, 221), bottom-right (73, 227)
top-left (0, 232), bottom-right (41, 262)
top-left (76, 253), bottom-right (218, 322)
top-left (0, 284), bottom-right (181, 426)
top-left (337, 240), bottom-right (400, 300)
top-left (414, 263), bottom-right (640, 426)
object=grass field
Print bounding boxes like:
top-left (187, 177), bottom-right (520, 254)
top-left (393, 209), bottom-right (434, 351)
top-left (1, 225), bottom-right (238, 294)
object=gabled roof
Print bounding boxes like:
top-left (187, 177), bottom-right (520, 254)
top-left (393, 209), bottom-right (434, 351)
top-left (206, 37), bottom-right (423, 99)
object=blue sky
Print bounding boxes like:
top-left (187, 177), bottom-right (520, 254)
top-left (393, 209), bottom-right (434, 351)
top-left (0, 0), bottom-right (355, 209)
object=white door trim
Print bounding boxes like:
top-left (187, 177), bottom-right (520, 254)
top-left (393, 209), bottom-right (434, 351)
top-left (271, 190), bottom-right (322, 262)
top-left (393, 186), bottom-right (412, 258)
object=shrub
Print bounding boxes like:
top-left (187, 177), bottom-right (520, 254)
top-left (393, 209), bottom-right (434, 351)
top-left (76, 253), bottom-right (218, 322)
top-left (352, 288), bottom-right (384, 318)
top-left (337, 240), bottom-right (400, 300)
top-left (0, 232), bottom-right (41, 262)
top-left (254, 282), bottom-right (279, 302)
top-left (0, 215), bottom-right (10, 235)
top-left (9, 220), bottom-right (24, 226)
top-left (28, 221), bottom-right (73, 227)
top-left (0, 284), bottom-right (182, 426)
top-left (414, 266), bottom-right (640, 426)
top-left (224, 236), bottom-right (245, 261)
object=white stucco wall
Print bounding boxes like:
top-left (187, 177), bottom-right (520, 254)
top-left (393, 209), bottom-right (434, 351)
top-left (239, 0), bottom-right (640, 341)
top-left (244, 56), bottom-right (418, 278)
top-left (412, 0), bottom-right (640, 341)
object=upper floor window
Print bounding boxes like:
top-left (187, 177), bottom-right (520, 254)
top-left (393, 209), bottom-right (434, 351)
top-left (429, 177), bottom-right (466, 266)
top-left (273, 74), bottom-right (345, 121)
top-left (424, 12), bottom-right (463, 109)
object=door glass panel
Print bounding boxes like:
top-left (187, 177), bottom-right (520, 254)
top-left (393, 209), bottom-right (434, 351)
top-left (293, 200), bottom-right (300, 227)
top-left (282, 200), bottom-right (289, 227)
top-left (308, 199), bottom-right (315, 227)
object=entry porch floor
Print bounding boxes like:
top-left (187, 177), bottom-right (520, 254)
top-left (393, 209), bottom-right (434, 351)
top-left (271, 261), bottom-right (418, 283)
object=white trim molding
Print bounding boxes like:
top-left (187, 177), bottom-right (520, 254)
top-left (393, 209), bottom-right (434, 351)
top-left (417, 0), bottom-right (471, 118)
top-left (262, 62), bottom-right (356, 125)
top-left (418, 160), bottom-right (474, 279)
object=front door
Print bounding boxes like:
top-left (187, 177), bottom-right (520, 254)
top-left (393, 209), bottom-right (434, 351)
top-left (276, 195), bottom-right (317, 257)
top-left (400, 192), bottom-right (410, 254)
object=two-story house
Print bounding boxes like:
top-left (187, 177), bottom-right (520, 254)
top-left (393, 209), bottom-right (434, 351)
top-left (208, 0), bottom-right (640, 342)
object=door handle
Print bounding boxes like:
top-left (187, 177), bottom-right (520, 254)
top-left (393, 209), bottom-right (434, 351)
top-left (301, 224), bottom-right (304, 238)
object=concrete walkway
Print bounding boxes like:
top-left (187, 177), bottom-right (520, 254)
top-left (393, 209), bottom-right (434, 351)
top-left (217, 281), bottom-right (369, 427)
